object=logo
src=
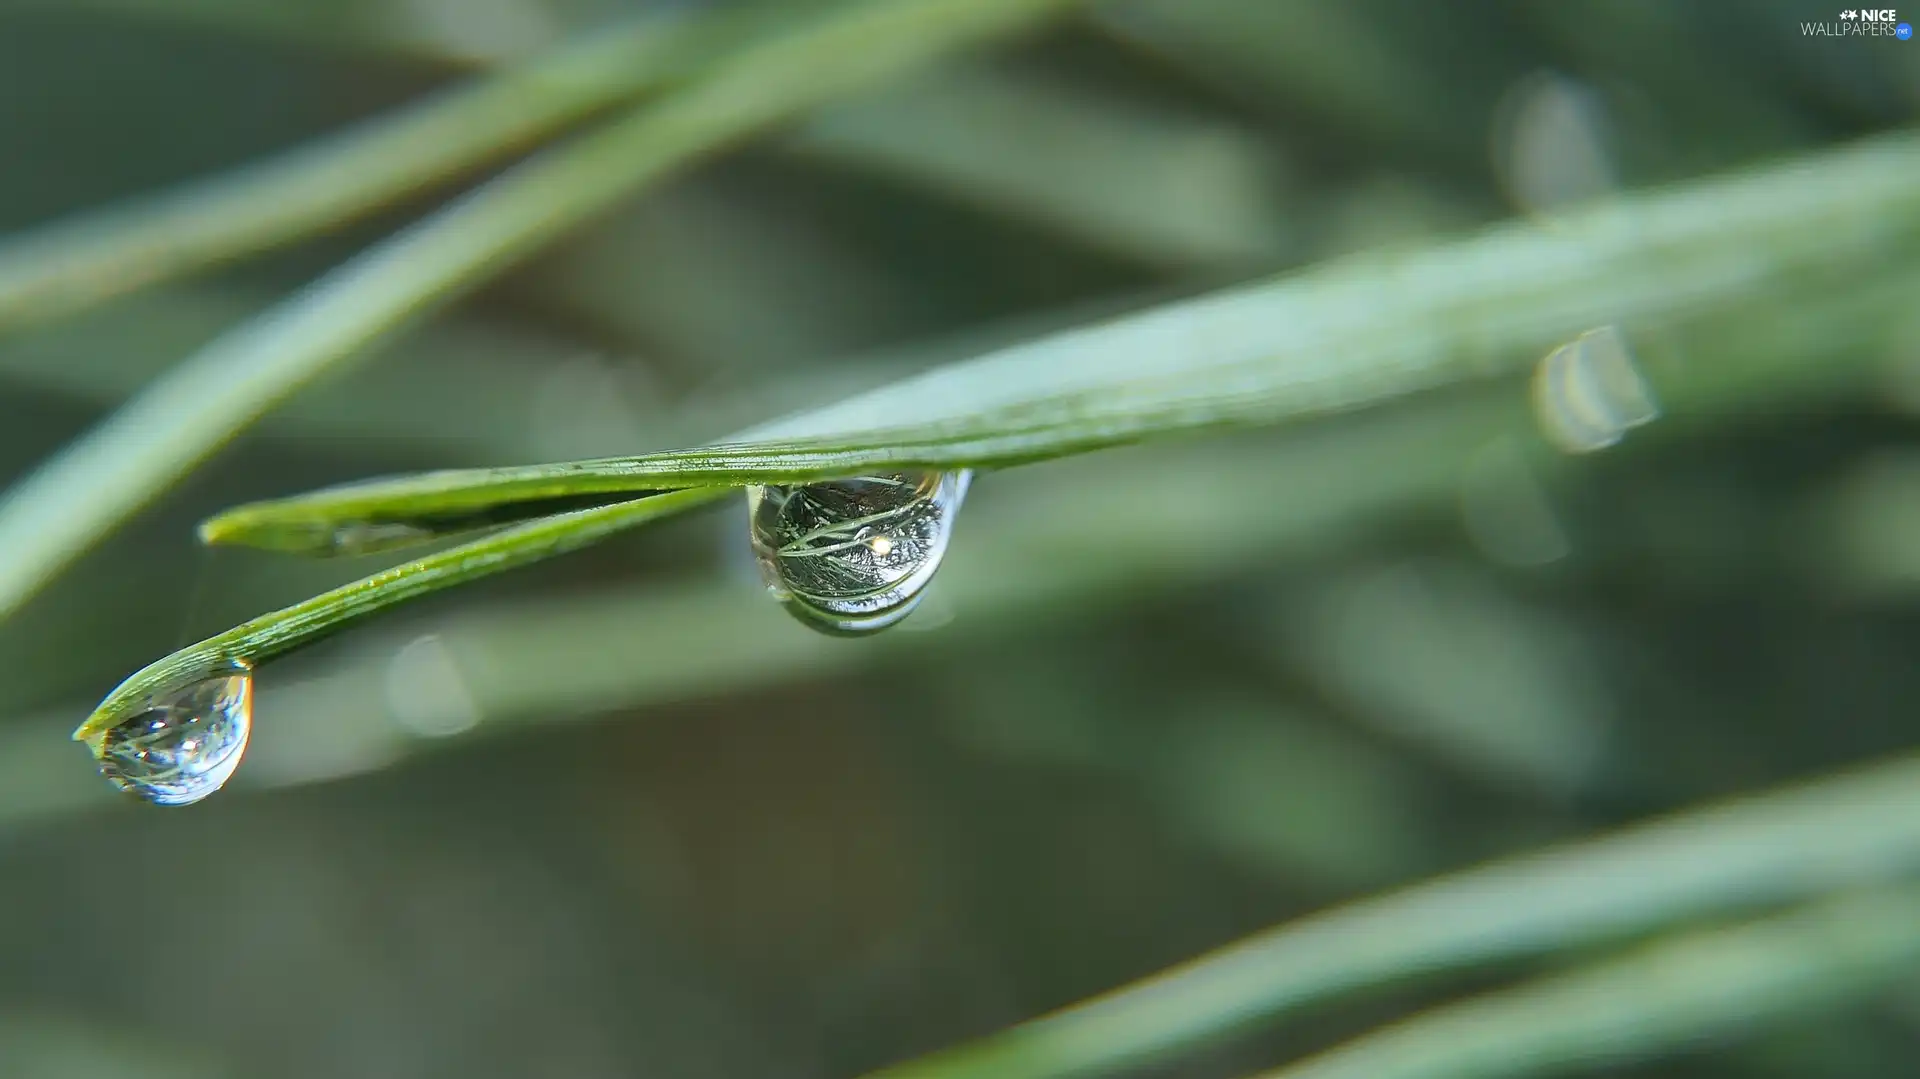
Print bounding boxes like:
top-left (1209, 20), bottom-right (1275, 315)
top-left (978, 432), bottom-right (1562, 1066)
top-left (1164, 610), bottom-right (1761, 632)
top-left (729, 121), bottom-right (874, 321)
top-left (1805, 8), bottom-right (1909, 34)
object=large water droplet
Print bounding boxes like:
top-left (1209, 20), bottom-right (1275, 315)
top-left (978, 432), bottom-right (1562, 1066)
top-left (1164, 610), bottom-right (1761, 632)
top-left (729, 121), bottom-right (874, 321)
top-left (747, 471), bottom-right (970, 635)
top-left (96, 667), bottom-right (253, 806)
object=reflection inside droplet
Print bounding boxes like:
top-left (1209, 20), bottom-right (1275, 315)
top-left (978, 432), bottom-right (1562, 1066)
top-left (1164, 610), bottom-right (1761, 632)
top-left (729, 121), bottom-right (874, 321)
top-left (747, 471), bottom-right (970, 635)
top-left (96, 666), bottom-right (253, 806)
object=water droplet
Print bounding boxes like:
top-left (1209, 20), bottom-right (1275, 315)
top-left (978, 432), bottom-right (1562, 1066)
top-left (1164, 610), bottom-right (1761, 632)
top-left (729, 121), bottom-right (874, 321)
top-left (1459, 439), bottom-right (1571, 567)
top-left (96, 666), bottom-right (252, 806)
top-left (1532, 325), bottom-right (1659, 454)
top-left (747, 471), bottom-right (970, 635)
top-left (386, 634), bottom-right (481, 738)
top-left (1494, 72), bottom-right (1616, 214)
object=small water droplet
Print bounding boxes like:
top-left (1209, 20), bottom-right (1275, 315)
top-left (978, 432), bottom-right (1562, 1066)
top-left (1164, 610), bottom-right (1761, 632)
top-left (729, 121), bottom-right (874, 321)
top-left (386, 634), bottom-right (481, 738)
top-left (747, 471), bottom-right (970, 635)
top-left (1494, 72), bottom-right (1616, 214)
top-left (1532, 325), bottom-right (1659, 454)
top-left (1459, 439), bottom-right (1571, 567)
top-left (96, 666), bottom-right (252, 806)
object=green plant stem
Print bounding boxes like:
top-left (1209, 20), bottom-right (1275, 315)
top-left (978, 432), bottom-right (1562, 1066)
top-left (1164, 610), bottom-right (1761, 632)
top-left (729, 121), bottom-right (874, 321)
top-left (76, 247), bottom-right (1917, 752)
top-left (201, 130), bottom-right (1920, 553)
top-left (0, 0), bottom-right (1079, 623)
top-left (858, 754), bottom-right (1920, 1079)
top-left (1251, 889), bottom-right (1920, 1079)
top-left (0, 4), bottom-right (775, 333)
top-left (71, 489), bottom-right (725, 747)
top-left (178, 262), bottom-right (1911, 796)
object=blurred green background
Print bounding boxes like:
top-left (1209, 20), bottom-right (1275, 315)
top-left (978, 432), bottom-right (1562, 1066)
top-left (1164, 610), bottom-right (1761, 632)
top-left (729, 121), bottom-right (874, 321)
top-left (0, 1), bottom-right (1917, 1077)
